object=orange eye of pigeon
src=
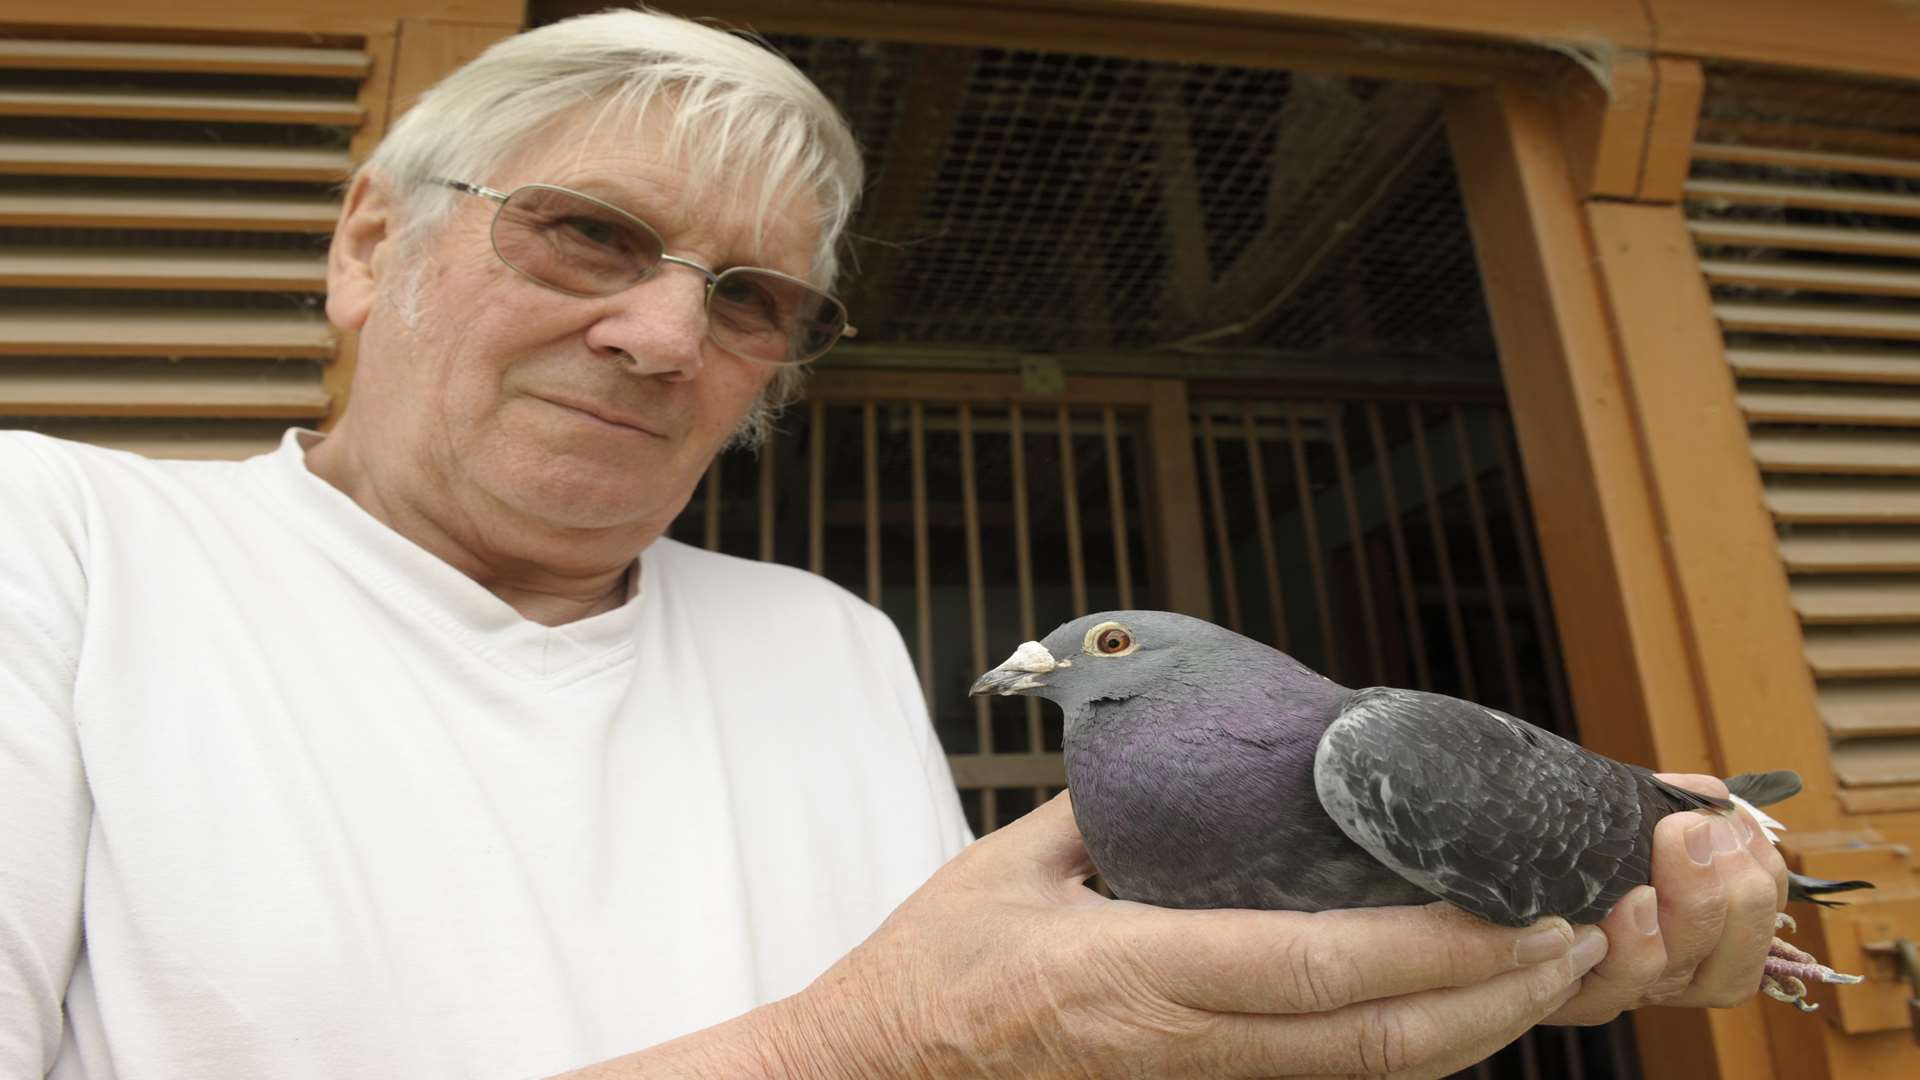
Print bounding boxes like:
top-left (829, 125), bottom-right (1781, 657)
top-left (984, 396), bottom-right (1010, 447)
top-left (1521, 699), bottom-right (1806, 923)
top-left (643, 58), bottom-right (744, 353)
top-left (1096, 628), bottom-right (1133, 654)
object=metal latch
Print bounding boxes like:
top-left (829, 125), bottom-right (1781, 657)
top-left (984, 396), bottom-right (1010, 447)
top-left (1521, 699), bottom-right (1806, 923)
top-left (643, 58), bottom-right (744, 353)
top-left (1899, 938), bottom-right (1920, 1046)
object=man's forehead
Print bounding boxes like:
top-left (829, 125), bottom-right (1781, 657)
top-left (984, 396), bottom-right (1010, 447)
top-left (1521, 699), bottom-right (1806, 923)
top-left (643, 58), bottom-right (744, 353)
top-left (492, 105), bottom-right (820, 269)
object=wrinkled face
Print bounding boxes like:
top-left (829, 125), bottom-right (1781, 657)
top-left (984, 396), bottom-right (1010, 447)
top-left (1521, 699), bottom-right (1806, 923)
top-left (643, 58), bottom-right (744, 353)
top-left (352, 105), bottom-right (811, 533)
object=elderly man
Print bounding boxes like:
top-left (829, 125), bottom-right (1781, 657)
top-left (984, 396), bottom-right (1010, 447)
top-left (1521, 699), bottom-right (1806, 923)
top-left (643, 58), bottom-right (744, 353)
top-left (0, 9), bottom-right (1787, 1080)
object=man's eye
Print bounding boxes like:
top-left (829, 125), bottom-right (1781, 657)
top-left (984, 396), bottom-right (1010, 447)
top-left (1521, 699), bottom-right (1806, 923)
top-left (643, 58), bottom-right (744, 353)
top-left (556, 215), bottom-right (629, 250)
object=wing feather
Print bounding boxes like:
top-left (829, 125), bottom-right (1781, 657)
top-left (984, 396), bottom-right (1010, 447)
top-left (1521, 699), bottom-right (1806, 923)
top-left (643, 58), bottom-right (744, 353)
top-left (1312, 687), bottom-right (1652, 926)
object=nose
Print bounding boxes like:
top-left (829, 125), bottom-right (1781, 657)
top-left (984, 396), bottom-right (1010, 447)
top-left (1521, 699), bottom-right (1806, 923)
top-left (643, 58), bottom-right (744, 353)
top-left (581, 265), bottom-right (710, 380)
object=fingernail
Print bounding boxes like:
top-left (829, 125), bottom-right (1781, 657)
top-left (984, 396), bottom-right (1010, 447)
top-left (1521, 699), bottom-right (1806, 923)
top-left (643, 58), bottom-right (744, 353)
top-left (1733, 813), bottom-right (1754, 845)
top-left (1516, 924), bottom-right (1572, 965)
top-left (1631, 887), bottom-right (1659, 936)
top-left (1571, 927), bottom-right (1609, 974)
top-left (1711, 819), bottom-right (1741, 855)
top-left (1686, 821), bottom-right (1714, 865)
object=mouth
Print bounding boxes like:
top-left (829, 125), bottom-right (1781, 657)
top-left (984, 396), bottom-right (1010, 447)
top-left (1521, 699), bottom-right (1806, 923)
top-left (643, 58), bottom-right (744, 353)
top-left (537, 396), bottom-right (666, 439)
top-left (969, 640), bottom-right (1069, 697)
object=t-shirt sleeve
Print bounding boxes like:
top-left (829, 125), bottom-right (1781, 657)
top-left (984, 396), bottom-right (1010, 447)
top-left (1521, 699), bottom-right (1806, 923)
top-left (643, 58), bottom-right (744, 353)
top-left (0, 434), bottom-right (93, 1075)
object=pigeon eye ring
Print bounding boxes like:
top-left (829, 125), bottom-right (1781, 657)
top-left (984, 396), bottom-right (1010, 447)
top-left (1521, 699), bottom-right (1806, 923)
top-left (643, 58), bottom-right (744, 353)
top-left (1084, 622), bottom-right (1138, 657)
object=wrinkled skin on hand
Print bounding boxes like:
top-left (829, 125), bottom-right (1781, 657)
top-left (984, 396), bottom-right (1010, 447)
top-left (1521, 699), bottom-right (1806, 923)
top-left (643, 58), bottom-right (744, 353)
top-left (782, 792), bottom-right (1614, 1080)
top-left (1543, 773), bottom-right (1790, 1026)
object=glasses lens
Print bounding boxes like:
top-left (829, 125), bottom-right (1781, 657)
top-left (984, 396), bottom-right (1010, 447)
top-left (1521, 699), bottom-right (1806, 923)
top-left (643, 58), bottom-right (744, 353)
top-left (708, 268), bottom-right (848, 364)
top-left (491, 185), bottom-right (662, 297)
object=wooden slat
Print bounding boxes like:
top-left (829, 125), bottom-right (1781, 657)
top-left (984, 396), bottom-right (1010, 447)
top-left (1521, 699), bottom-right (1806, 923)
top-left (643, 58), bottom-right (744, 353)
top-left (1793, 576), bottom-right (1920, 623)
top-left (958, 403), bottom-right (994, 831)
top-left (757, 438), bottom-right (775, 562)
top-left (701, 460), bottom-right (720, 552)
top-left (0, 360), bottom-right (326, 417)
top-left (1751, 428), bottom-right (1920, 474)
top-left (1837, 784), bottom-right (1920, 813)
top-left (1242, 401), bottom-right (1289, 651)
top-left (1102, 408), bottom-right (1134, 609)
top-left (1286, 402), bottom-right (1340, 682)
top-left (0, 89), bottom-right (362, 125)
top-left (1716, 300), bottom-right (1920, 341)
top-left (1452, 407), bottom-right (1522, 709)
top-left (1780, 527), bottom-right (1920, 574)
top-left (0, 40), bottom-right (370, 78)
top-left (1701, 257), bottom-right (1920, 299)
top-left (10, 418), bottom-right (286, 459)
top-left (862, 401), bottom-right (881, 606)
top-left (1739, 384), bottom-right (1920, 426)
top-left (1821, 679), bottom-right (1920, 739)
top-left (1365, 402), bottom-right (1426, 686)
top-left (1057, 405), bottom-right (1088, 617)
top-left (1767, 477), bottom-right (1920, 523)
top-left (945, 752), bottom-right (1067, 790)
top-left (1804, 626), bottom-right (1920, 677)
top-left (0, 247), bottom-right (327, 291)
top-left (1410, 405), bottom-right (1476, 699)
top-left (1728, 346), bottom-right (1920, 384)
top-left (1831, 738), bottom-right (1920, 786)
top-left (1690, 219), bottom-right (1920, 260)
top-left (0, 186), bottom-right (338, 232)
top-left (1198, 410), bottom-right (1242, 632)
top-left (1332, 409), bottom-right (1385, 683)
top-left (0, 139), bottom-right (351, 182)
top-left (0, 309), bottom-right (333, 358)
top-left (1685, 177), bottom-right (1920, 218)
top-left (1693, 142), bottom-right (1920, 181)
top-left (808, 400), bottom-right (825, 575)
top-left (911, 403), bottom-right (932, 708)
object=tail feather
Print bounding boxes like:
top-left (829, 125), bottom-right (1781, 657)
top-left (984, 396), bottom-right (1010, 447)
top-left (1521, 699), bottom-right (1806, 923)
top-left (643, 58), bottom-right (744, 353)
top-left (1726, 770), bottom-right (1804, 807)
top-left (1788, 871), bottom-right (1873, 908)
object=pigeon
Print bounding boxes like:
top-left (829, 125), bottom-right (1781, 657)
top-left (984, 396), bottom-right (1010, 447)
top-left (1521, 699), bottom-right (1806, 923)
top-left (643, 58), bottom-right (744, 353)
top-left (970, 609), bottom-right (1870, 1012)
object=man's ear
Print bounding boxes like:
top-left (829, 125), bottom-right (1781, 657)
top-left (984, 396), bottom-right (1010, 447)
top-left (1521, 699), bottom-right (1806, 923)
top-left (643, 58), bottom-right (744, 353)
top-left (326, 169), bottom-right (396, 331)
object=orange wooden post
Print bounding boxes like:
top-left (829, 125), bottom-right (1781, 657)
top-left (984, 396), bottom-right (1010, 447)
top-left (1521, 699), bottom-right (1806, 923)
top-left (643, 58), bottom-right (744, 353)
top-left (1447, 78), bottom-right (1768, 1080)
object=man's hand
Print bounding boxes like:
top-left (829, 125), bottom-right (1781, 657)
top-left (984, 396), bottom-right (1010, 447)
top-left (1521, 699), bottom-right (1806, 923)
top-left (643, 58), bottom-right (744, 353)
top-left (772, 792), bottom-right (1609, 1080)
top-left (1542, 774), bottom-right (1789, 1025)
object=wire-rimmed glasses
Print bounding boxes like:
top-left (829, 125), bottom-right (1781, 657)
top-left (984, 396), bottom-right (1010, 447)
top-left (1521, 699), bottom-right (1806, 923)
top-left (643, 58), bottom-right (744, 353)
top-left (436, 179), bottom-right (856, 366)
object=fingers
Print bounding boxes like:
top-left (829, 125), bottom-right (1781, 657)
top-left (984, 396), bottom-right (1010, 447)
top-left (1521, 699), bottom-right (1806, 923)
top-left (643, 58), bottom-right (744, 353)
top-left (1124, 900), bottom-right (1585, 1016)
top-left (1673, 808), bottom-right (1788, 1006)
top-left (1204, 925), bottom-right (1608, 1078)
top-left (1540, 885), bottom-right (1669, 1026)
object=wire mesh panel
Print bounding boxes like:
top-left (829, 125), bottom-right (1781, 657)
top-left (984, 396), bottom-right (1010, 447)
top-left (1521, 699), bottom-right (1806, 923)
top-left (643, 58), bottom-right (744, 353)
top-left (667, 385), bottom-right (1162, 835)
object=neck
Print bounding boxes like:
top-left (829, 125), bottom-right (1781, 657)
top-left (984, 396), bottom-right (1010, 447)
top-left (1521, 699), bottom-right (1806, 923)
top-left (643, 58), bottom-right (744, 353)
top-left (301, 428), bottom-right (644, 626)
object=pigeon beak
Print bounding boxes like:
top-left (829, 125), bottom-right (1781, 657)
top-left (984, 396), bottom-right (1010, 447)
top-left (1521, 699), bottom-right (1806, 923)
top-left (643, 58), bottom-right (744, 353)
top-left (970, 641), bottom-right (1068, 697)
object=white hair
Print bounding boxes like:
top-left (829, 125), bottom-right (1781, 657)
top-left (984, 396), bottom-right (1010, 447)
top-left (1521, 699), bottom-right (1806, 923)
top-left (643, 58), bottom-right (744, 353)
top-left (361, 6), bottom-right (864, 422)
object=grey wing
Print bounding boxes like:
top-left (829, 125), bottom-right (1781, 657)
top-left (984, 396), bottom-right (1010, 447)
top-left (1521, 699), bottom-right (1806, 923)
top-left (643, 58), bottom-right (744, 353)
top-left (1312, 686), bottom-right (1650, 926)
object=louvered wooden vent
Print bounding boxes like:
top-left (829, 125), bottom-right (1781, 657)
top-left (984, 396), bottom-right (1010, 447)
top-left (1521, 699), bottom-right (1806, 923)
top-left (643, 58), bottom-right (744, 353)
top-left (1687, 107), bottom-right (1920, 813)
top-left (0, 33), bottom-right (383, 458)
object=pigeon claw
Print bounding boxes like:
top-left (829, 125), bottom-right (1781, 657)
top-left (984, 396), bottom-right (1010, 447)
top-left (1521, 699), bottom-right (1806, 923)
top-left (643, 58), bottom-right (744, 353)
top-left (1757, 912), bottom-right (1864, 1012)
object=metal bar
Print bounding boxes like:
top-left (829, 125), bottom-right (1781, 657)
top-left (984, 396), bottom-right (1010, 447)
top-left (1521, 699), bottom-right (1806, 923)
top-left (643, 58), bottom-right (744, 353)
top-left (703, 458), bottom-right (721, 552)
top-left (1010, 407), bottom-right (1044, 797)
top-left (1103, 407), bottom-right (1135, 609)
top-left (1451, 406), bottom-right (1524, 711)
top-left (1329, 407), bottom-right (1385, 682)
top-left (1199, 408), bottom-right (1243, 632)
top-left (1494, 415), bottom-right (1574, 734)
top-left (1059, 404), bottom-right (1088, 615)
top-left (912, 402), bottom-right (933, 709)
top-left (809, 399), bottom-right (826, 575)
top-left (1409, 404), bottom-right (1477, 700)
top-left (960, 403), bottom-right (996, 832)
top-left (1561, 1027), bottom-right (1587, 1080)
top-left (1285, 401), bottom-right (1340, 682)
top-left (758, 437), bottom-right (776, 563)
top-left (1364, 402), bottom-right (1430, 687)
top-left (864, 400), bottom-right (881, 606)
top-left (1241, 400), bottom-right (1288, 651)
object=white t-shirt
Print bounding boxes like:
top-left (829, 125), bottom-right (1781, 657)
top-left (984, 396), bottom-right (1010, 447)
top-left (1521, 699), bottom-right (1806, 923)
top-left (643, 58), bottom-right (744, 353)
top-left (0, 429), bottom-right (971, 1080)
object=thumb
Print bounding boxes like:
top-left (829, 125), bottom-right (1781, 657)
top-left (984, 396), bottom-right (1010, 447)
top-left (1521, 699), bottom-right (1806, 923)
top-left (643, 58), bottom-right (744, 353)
top-left (975, 790), bottom-right (1098, 886)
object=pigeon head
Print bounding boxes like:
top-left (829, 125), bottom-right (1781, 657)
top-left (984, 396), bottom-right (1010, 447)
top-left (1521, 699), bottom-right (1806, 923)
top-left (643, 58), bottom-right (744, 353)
top-left (970, 610), bottom-right (1277, 733)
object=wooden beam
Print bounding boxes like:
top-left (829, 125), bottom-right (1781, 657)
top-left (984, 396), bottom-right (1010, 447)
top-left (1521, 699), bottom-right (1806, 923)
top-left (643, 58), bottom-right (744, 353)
top-left (1553, 51), bottom-right (1653, 201)
top-left (1446, 81), bottom-right (1766, 1080)
top-left (644, 0), bottom-right (1557, 84)
top-left (384, 20), bottom-right (520, 128)
top-left (1585, 200), bottom-right (1844, 821)
top-left (1637, 57), bottom-right (1702, 202)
